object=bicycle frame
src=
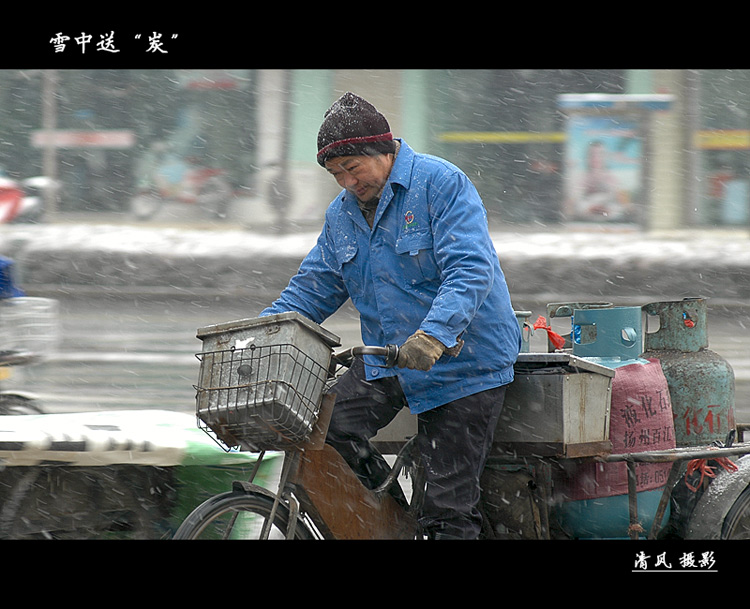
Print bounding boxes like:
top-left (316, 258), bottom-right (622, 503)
top-left (236, 391), bottom-right (422, 540)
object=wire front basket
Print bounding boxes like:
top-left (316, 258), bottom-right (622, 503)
top-left (196, 342), bottom-right (331, 452)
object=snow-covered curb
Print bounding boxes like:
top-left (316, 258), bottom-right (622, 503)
top-left (1, 223), bottom-right (749, 302)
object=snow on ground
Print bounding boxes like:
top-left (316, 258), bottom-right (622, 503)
top-left (495, 228), bottom-right (750, 265)
top-left (1, 219), bottom-right (749, 265)
top-left (0, 222), bottom-right (321, 259)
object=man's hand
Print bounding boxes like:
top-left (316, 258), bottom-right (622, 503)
top-left (397, 330), bottom-right (446, 371)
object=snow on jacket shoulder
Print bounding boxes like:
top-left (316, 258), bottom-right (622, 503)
top-left (262, 140), bottom-right (520, 413)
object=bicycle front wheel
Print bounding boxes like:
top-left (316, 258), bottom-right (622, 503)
top-left (722, 484), bottom-right (750, 539)
top-left (173, 490), bottom-right (315, 540)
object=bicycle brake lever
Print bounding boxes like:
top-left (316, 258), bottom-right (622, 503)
top-left (332, 348), bottom-right (354, 368)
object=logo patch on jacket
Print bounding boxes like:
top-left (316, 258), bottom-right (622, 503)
top-left (404, 210), bottom-right (418, 230)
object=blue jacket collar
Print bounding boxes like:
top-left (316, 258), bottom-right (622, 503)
top-left (388, 138), bottom-right (413, 191)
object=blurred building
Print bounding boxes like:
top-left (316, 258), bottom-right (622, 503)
top-left (0, 69), bottom-right (748, 231)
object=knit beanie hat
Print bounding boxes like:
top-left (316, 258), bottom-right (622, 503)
top-left (317, 92), bottom-right (396, 166)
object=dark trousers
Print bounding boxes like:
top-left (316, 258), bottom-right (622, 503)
top-left (324, 358), bottom-right (506, 539)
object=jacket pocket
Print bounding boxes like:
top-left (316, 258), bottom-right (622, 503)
top-left (395, 230), bottom-right (440, 286)
top-left (335, 241), bottom-right (364, 298)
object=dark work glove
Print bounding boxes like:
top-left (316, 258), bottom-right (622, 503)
top-left (397, 330), bottom-right (446, 371)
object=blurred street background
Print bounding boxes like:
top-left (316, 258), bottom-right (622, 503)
top-left (3, 69), bottom-right (749, 232)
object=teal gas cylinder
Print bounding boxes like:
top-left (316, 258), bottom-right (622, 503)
top-left (571, 305), bottom-right (645, 364)
top-left (552, 306), bottom-right (675, 538)
top-left (642, 298), bottom-right (735, 448)
top-left (545, 301), bottom-right (612, 351)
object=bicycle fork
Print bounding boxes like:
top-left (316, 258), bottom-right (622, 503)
top-left (266, 451), bottom-right (301, 540)
top-left (229, 450), bottom-right (305, 540)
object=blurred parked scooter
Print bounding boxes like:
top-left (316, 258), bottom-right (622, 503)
top-left (129, 141), bottom-right (233, 221)
top-left (0, 171), bottom-right (58, 224)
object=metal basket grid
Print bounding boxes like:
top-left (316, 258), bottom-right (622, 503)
top-left (196, 342), bottom-right (330, 452)
top-left (0, 297), bottom-right (60, 363)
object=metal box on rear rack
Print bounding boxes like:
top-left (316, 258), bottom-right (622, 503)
top-left (492, 353), bottom-right (615, 458)
top-left (195, 312), bottom-right (340, 452)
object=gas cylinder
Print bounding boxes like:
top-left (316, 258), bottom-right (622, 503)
top-left (552, 306), bottom-right (676, 538)
top-left (545, 301), bottom-right (612, 351)
top-left (642, 298), bottom-right (735, 448)
top-left (514, 310), bottom-right (532, 353)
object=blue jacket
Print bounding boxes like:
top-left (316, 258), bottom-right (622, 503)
top-left (262, 140), bottom-right (520, 413)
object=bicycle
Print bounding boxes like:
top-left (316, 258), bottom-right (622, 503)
top-left (0, 296), bottom-right (59, 415)
top-left (175, 306), bottom-right (750, 541)
top-left (173, 333), bottom-right (425, 540)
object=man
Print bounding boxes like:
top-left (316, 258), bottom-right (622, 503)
top-left (261, 92), bottom-right (521, 539)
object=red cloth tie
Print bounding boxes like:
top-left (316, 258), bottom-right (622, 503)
top-left (532, 315), bottom-right (566, 350)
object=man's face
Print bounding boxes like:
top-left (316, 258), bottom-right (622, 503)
top-left (325, 154), bottom-right (393, 202)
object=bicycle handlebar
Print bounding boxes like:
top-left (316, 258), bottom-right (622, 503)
top-left (352, 345), bottom-right (400, 367)
top-left (334, 344), bottom-right (400, 369)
